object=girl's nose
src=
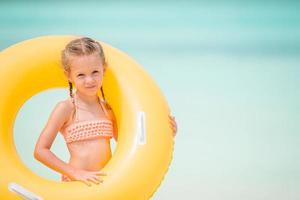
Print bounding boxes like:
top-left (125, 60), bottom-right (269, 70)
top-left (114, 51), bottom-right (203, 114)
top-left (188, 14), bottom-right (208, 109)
top-left (85, 75), bottom-right (95, 83)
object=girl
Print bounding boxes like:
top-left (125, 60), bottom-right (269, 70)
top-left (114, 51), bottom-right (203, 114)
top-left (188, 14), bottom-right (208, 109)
top-left (34, 37), bottom-right (177, 186)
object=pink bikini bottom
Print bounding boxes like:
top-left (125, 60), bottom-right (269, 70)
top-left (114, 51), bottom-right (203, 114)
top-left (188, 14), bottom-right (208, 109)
top-left (61, 174), bottom-right (72, 182)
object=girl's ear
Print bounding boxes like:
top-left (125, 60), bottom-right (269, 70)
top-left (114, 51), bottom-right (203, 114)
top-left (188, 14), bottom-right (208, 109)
top-left (102, 60), bottom-right (107, 72)
top-left (103, 65), bottom-right (107, 73)
top-left (64, 70), bottom-right (72, 82)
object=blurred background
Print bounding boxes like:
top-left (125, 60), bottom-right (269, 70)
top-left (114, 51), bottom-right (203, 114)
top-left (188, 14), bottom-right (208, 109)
top-left (1, 1), bottom-right (299, 199)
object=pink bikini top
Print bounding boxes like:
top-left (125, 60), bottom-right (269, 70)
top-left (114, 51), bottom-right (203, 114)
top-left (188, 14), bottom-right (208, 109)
top-left (61, 93), bottom-right (113, 144)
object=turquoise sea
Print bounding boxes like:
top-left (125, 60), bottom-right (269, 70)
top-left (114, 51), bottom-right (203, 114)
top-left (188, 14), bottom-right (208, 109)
top-left (1, 1), bottom-right (300, 199)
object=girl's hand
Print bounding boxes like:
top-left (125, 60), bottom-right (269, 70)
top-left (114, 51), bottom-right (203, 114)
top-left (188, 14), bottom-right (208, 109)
top-left (168, 114), bottom-right (177, 137)
top-left (70, 168), bottom-right (107, 186)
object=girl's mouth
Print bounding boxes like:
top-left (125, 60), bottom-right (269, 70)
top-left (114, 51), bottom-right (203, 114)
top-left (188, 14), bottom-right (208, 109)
top-left (86, 85), bottom-right (96, 89)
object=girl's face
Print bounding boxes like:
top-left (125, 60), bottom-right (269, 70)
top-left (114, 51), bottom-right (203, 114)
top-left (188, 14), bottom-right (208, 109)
top-left (65, 53), bottom-right (105, 96)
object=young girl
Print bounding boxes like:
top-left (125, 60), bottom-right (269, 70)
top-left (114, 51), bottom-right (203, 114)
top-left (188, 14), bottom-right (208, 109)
top-left (34, 37), bottom-right (177, 186)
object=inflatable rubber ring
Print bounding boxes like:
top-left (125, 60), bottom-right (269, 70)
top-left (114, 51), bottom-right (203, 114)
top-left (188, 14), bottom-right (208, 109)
top-left (0, 35), bottom-right (174, 200)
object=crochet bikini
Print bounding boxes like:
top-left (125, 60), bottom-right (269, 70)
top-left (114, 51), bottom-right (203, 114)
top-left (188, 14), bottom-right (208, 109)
top-left (60, 93), bottom-right (113, 182)
top-left (61, 93), bottom-right (113, 144)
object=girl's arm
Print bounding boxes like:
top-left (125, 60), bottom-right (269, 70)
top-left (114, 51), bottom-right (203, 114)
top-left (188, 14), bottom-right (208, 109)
top-left (111, 113), bottom-right (118, 142)
top-left (169, 114), bottom-right (177, 137)
top-left (34, 101), bottom-right (76, 177)
top-left (103, 102), bottom-right (118, 141)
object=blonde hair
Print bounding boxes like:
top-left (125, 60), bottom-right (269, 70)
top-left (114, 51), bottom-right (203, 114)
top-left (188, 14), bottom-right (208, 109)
top-left (61, 37), bottom-right (107, 100)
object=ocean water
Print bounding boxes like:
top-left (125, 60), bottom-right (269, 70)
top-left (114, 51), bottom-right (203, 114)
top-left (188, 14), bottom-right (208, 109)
top-left (1, 1), bottom-right (300, 199)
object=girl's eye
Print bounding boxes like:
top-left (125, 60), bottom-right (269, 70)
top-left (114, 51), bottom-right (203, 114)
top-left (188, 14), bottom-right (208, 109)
top-left (93, 71), bottom-right (99, 74)
top-left (77, 74), bottom-right (84, 77)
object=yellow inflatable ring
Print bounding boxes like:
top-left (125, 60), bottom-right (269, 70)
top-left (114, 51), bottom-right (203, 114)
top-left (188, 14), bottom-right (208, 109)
top-left (0, 35), bottom-right (174, 200)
